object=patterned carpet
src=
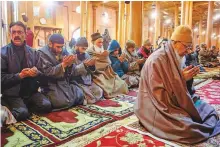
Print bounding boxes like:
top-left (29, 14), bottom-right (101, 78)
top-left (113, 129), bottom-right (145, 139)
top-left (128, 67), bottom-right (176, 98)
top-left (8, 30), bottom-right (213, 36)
top-left (1, 79), bottom-right (220, 147)
top-left (1, 95), bottom-right (136, 147)
top-left (195, 66), bottom-right (220, 79)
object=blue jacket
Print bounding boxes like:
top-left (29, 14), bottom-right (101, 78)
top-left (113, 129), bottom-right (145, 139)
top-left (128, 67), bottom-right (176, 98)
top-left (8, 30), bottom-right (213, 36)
top-left (108, 40), bottom-right (129, 77)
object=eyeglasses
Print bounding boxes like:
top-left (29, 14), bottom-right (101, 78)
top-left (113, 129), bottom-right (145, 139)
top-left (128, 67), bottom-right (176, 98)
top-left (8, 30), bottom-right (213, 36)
top-left (179, 42), bottom-right (192, 49)
top-left (11, 31), bottom-right (24, 35)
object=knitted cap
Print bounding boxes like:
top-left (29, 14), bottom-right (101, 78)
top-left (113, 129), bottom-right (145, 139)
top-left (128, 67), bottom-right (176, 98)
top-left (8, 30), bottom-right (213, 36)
top-left (49, 33), bottom-right (64, 44)
top-left (171, 25), bottom-right (193, 43)
top-left (143, 39), bottom-right (151, 46)
top-left (201, 43), bottom-right (207, 48)
top-left (76, 37), bottom-right (88, 47)
top-left (91, 32), bottom-right (103, 41)
top-left (126, 40), bottom-right (135, 49)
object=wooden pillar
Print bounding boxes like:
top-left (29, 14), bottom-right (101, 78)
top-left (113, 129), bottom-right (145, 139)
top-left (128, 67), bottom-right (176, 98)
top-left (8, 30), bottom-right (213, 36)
top-left (80, 1), bottom-right (86, 36)
top-left (160, 19), bottom-right (163, 38)
top-left (184, 2), bottom-right (189, 25)
top-left (145, 16), bottom-right (149, 39)
top-left (199, 15), bottom-right (203, 44)
top-left (85, 1), bottom-right (90, 38)
top-left (125, 3), bottom-right (130, 42)
top-left (174, 4), bottom-right (179, 28)
top-left (92, 5), bottom-right (97, 33)
top-left (164, 27), bottom-right (167, 38)
top-left (154, 1), bottom-right (160, 47)
top-left (161, 23), bottom-right (165, 38)
top-left (216, 26), bottom-right (219, 47)
top-left (148, 16), bottom-right (151, 41)
top-left (116, 9), bottom-right (118, 40)
top-left (26, 1), bottom-right (34, 46)
top-left (118, 1), bottom-right (125, 47)
top-left (130, 1), bottom-right (142, 47)
top-left (217, 25), bottom-right (220, 49)
top-left (188, 1), bottom-right (193, 28)
top-left (180, 1), bottom-right (185, 25)
top-left (206, 1), bottom-right (214, 48)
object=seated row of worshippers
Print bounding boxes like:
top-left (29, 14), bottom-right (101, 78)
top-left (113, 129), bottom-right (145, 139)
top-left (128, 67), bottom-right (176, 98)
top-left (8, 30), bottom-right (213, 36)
top-left (1, 21), bottom-right (220, 145)
top-left (1, 21), bottom-right (153, 126)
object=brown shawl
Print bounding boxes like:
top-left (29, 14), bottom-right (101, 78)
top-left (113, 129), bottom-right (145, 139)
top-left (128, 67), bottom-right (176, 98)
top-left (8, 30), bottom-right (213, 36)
top-left (87, 46), bottom-right (128, 98)
top-left (134, 41), bottom-right (220, 144)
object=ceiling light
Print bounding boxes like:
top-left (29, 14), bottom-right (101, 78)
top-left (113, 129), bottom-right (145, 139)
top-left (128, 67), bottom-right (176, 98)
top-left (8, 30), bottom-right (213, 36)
top-left (194, 28), bottom-right (198, 32)
top-left (151, 11), bottom-right (157, 19)
top-left (76, 6), bottom-right (80, 13)
top-left (165, 19), bottom-right (171, 24)
top-left (149, 27), bottom-right (153, 31)
top-left (213, 14), bottom-right (220, 20)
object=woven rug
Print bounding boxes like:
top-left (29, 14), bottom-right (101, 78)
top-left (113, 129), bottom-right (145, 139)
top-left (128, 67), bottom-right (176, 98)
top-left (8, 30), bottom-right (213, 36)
top-left (85, 126), bottom-right (175, 147)
top-left (195, 80), bottom-right (220, 104)
top-left (195, 67), bottom-right (220, 79)
top-left (79, 94), bottom-right (136, 120)
top-left (1, 94), bottom-right (136, 147)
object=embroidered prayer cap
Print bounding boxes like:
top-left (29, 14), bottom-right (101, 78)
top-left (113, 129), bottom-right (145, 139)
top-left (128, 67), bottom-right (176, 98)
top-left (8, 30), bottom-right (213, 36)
top-left (171, 25), bottom-right (193, 43)
top-left (49, 33), bottom-right (64, 44)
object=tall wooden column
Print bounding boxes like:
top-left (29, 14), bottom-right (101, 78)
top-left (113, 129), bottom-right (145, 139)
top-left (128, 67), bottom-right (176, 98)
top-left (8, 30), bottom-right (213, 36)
top-left (116, 9), bottom-right (118, 40)
top-left (125, 3), bottom-right (130, 43)
top-left (154, 1), bottom-right (160, 47)
top-left (92, 5), bottom-right (97, 33)
top-left (188, 1), bottom-right (193, 28)
top-left (130, 1), bottom-right (142, 47)
top-left (216, 26), bottom-right (219, 47)
top-left (199, 15), bottom-right (203, 44)
top-left (180, 1), bottom-right (186, 25)
top-left (85, 2), bottom-right (90, 38)
top-left (181, 1), bottom-right (193, 28)
top-left (80, 1), bottom-right (86, 36)
top-left (160, 19), bottom-right (163, 38)
top-left (174, 4), bottom-right (179, 28)
top-left (206, 1), bottom-right (214, 48)
top-left (217, 25), bottom-right (220, 49)
top-left (118, 1), bottom-right (125, 47)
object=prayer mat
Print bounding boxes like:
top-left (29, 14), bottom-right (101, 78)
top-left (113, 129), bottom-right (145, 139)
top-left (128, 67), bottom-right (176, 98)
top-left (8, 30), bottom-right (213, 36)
top-left (59, 115), bottom-right (138, 147)
top-left (1, 106), bottom-right (115, 147)
top-left (79, 95), bottom-right (136, 120)
top-left (193, 78), bottom-right (208, 86)
top-left (195, 80), bottom-right (220, 104)
top-left (85, 126), bottom-right (178, 147)
top-left (127, 120), bottom-right (220, 147)
top-left (195, 67), bottom-right (220, 79)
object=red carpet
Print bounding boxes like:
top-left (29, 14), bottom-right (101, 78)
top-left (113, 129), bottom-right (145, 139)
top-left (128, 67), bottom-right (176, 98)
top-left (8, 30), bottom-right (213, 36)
top-left (1, 94), bottom-right (136, 147)
top-left (196, 80), bottom-right (220, 104)
top-left (86, 126), bottom-right (166, 147)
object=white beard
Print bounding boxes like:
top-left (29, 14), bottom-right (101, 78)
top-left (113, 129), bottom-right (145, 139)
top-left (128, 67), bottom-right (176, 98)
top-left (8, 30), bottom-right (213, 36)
top-left (174, 50), bottom-right (185, 69)
top-left (94, 45), bottom-right (104, 53)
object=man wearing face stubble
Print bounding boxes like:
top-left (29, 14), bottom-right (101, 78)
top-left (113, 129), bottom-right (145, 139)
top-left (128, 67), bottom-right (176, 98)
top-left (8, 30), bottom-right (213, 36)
top-left (1, 21), bottom-right (52, 121)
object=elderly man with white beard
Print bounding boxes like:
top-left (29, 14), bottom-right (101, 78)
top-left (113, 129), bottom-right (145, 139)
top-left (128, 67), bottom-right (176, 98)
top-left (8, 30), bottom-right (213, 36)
top-left (134, 25), bottom-right (220, 144)
top-left (86, 32), bottom-right (128, 99)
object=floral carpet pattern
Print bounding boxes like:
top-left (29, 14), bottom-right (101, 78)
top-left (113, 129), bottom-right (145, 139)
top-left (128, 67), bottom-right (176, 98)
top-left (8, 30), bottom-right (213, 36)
top-left (195, 80), bottom-right (220, 104)
top-left (195, 67), bottom-right (220, 79)
top-left (85, 126), bottom-right (166, 147)
top-left (1, 78), bottom-right (220, 147)
top-left (1, 95), bottom-right (136, 147)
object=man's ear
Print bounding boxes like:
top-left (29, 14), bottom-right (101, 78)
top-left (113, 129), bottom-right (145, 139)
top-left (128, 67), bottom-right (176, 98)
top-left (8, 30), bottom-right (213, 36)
top-left (49, 41), bottom-right (52, 48)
